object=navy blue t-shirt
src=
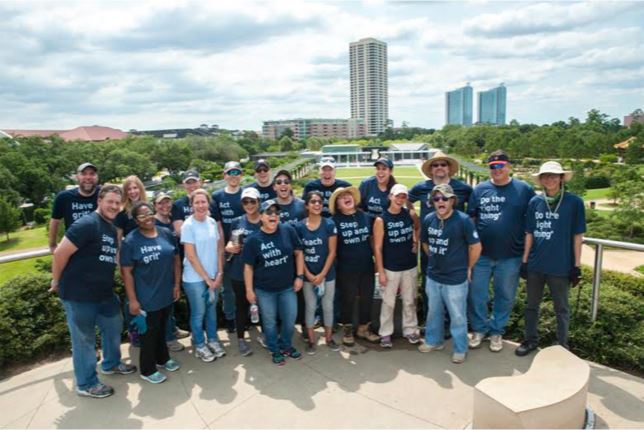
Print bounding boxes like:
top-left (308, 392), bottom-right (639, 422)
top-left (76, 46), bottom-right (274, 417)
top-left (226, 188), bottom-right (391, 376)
top-left (467, 179), bottom-right (535, 259)
top-left (246, 182), bottom-right (277, 202)
top-left (59, 212), bottom-right (118, 301)
top-left (210, 188), bottom-right (243, 241)
top-left (120, 227), bottom-right (178, 312)
top-left (359, 176), bottom-right (390, 217)
top-left (380, 208), bottom-right (417, 271)
top-left (278, 198), bottom-right (306, 226)
top-left (228, 215), bottom-right (261, 281)
top-left (302, 179), bottom-right (352, 217)
top-left (295, 218), bottom-right (338, 281)
top-left (114, 209), bottom-right (138, 237)
top-left (526, 193), bottom-right (586, 277)
top-left (409, 178), bottom-right (472, 221)
top-left (242, 224), bottom-right (303, 292)
top-left (154, 218), bottom-right (175, 233)
top-left (171, 195), bottom-right (192, 222)
top-left (421, 210), bottom-right (480, 285)
top-left (333, 211), bottom-right (374, 273)
top-left (51, 188), bottom-right (100, 229)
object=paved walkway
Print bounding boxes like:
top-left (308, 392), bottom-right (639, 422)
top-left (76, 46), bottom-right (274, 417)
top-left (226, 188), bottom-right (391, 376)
top-left (1, 332), bottom-right (643, 429)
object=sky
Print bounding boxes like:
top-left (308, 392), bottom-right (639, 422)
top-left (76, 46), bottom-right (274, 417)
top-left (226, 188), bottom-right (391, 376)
top-left (1, 0), bottom-right (642, 132)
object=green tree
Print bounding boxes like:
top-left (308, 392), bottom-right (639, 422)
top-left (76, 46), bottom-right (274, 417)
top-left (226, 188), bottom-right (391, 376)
top-left (0, 198), bottom-right (21, 240)
top-left (150, 140), bottom-right (193, 174)
top-left (624, 135), bottom-right (643, 165)
top-left (565, 163), bottom-right (586, 197)
top-left (279, 136), bottom-right (294, 151)
top-left (100, 149), bottom-right (157, 182)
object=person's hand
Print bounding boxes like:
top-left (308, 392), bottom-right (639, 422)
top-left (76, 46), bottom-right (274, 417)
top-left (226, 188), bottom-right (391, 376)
top-left (49, 244), bottom-right (57, 254)
top-left (570, 266), bottom-right (582, 287)
top-left (294, 277), bottom-right (303, 292)
top-left (378, 272), bottom-right (387, 289)
top-left (311, 274), bottom-right (323, 285)
top-left (467, 267), bottom-right (473, 283)
top-left (206, 277), bottom-right (218, 290)
top-left (48, 279), bottom-right (59, 293)
top-left (128, 300), bottom-right (141, 316)
top-left (225, 243), bottom-right (242, 254)
top-left (520, 262), bottom-right (528, 280)
top-left (411, 241), bottom-right (418, 254)
top-left (246, 290), bottom-right (256, 304)
top-left (173, 285), bottom-right (181, 301)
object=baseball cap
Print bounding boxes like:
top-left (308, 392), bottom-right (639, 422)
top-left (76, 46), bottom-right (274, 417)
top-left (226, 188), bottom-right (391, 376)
top-left (254, 159), bottom-right (270, 171)
top-left (431, 183), bottom-right (456, 198)
top-left (374, 158), bottom-right (394, 169)
top-left (260, 199), bottom-right (281, 214)
top-left (154, 192), bottom-right (172, 204)
top-left (273, 169), bottom-right (292, 181)
top-left (390, 183), bottom-right (408, 196)
top-left (182, 170), bottom-right (200, 183)
top-left (224, 161), bottom-right (242, 174)
top-left (241, 187), bottom-right (261, 200)
top-left (320, 159), bottom-right (335, 169)
top-left (77, 162), bottom-right (97, 173)
top-left (487, 152), bottom-right (511, 165)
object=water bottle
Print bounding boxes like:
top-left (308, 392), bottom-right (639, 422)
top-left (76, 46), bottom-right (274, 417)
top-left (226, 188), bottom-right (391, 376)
top-left (315, 283), bottom-right (325, 298)
top-left (250, 303), bottom-right (260, 323)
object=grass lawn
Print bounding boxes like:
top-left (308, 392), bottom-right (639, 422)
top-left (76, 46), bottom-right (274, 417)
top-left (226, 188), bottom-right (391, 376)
top-left (584, 188), bottom-right (612, 201)
top-left (336, 165), bottom-right (425, 189)
top-left (0, 226), bottom-right (48, 253)
top-left (0, 256), bottom-right (50, 285)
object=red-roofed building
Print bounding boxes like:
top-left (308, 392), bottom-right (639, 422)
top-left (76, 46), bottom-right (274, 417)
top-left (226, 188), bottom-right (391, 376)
top-left (2, 125), bottom-right (128, 142)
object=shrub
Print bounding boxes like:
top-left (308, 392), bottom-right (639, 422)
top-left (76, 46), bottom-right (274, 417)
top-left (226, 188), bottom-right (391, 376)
top-left (33, 208), bottom-right (50, 225)
top-left (585, 174), bottom-right (611, 189)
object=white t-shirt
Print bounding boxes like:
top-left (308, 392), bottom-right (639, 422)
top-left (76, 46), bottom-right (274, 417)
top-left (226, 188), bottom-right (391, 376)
top-left (180, 215), bottom-right (220, 283)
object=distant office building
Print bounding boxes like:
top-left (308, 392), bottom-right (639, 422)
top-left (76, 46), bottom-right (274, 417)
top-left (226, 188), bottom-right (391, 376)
top-left (445, 83), bottom-right (473, 126)
top-left (350, 38), bottom-right (389, 137)
top-left (262, 118), bottom-right (366, 140)
top-left (477, 84), bottom-right (507, 125)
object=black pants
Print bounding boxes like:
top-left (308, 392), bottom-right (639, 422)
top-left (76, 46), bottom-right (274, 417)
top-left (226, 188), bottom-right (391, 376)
top-left (296, 288), bottom-right (306, 329)
top-left (232, 279), bottom-right (251, 339)
top-left (336, 271), bottom-right (375, 326)
top-left (525, 271), bottom-right (570, 348)
top-left (140, 306), bottom-right (171, 376)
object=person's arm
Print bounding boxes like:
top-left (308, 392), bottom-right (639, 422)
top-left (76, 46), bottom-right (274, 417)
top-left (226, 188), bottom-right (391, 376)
top-left (294, 249), bottom-right (304, 292)
top-left (422, 242), bottom-right (429, 256)
top-left (116, 227), bottom-right (124, 245)
top-left (573, 233), bottom-right (583, 268)
top-left (244, 264), bottom-right (256, 304)
top-left (121, 265), bottom-right (141, 315)
top-left (48, 218), bottom-right (62, 253)
top-left (522, 233), bottom-right (533, 264)
top-left (372, 217), bottom-right (387, 287)
top-left (50, 237), bottom-right (78, 292)
top-left (172, 220), bottom-right (184, 237)
top-left (173, 254), bottom-right (181, 301)
top-left (214, 222), bottom-right (225, 288)
top-left (467, 242), bottom-right (482, 283)
top-left (184, 243), bottom-right (217, 290)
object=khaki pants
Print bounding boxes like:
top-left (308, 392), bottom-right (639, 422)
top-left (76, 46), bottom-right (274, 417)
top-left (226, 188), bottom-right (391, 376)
top-left (378, 267), bottom-right (419, 337)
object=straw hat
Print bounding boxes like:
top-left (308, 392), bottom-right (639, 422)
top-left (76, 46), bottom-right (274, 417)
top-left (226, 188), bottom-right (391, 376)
top-left (532, 161), bottom-right (573, 182)
top-left (329, 186), bottom-right (361, 215)
top-left (421, 150), bottom-right (459, 177)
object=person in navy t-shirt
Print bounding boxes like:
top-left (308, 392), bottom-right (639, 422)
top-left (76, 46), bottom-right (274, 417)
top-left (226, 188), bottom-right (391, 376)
top-left (50, 185), bottom-right (136, 398)
top-left (515, 161), bottom-right (586, 357)
top-left (302, 159), bottom-right (351, 217)
top-left (373, 184), bottom-right (420, 348)
top-left (273, 169), bottom-right (306, 226)
top-left (245, 159), bottom-right (277, 202)
top-left (359, 157), bottom-right (396, 217)
top-left (242, 200), bottom-right (305, 365)
top-left (120, 202), bottom-right (181, 384)
top-left (49, 162), bottom-right (100, 253)
top-left (171, 170), bottom-right (202, 236)
top-left (420, 184), bottom-right (481, 364)
top-left (467, 150), bottom-right (535, 353)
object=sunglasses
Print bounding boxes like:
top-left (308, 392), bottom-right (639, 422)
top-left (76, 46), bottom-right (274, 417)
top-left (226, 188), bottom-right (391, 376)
top-left (227, 170), bottom-right (242, 176)
top-left (489, 163), bottom-right (506, 170)
top-left (263, 208), bottom-right (280, 216)
top-left (242, 199), bottom-right (258, 205)
top-left (274, 179), bottom-right (291, 185)
top-left (135, 212), bottom-right (155, 221)
top-left (432, 162), bottom-right (448, 168)
top-left (256, 168), bottom-right (269, 173)
top-left (432, 196), bottom-right (450, 202)
top-left (308, 199), bottom-right (323, 205)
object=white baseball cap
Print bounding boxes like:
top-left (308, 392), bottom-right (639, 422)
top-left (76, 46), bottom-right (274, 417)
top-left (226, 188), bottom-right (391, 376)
top-left (390, 183), bottom-right (408, 196)
top-left (241, 187), bottom-right (261, 200)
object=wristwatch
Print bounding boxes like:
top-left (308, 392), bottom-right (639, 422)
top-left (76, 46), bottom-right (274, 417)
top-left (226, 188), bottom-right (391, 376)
top-left (296, 274), bottom-right (304, 281)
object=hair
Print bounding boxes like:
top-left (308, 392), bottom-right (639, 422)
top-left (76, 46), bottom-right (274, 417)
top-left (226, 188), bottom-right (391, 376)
top-left (98, 184), bottom-right (122, 200)
top-left (374, 164), bottom-right (397, 191)
top-left (189, 188), bottom-right (211, 206)
top-left (304, 190), bottom-right (323, 205)
top-left (122, 175), bottom-right (147, 214)
top-left (130, 201), bottom-right (154, 219)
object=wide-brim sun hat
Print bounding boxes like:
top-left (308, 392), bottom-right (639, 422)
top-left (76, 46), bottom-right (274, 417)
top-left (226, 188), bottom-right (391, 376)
top-left (329, 186), bottom-right (361, 215)
top-left (532, 161), bottom-right (573, 182)
top-left (421, 150), bottom-right (459, 177)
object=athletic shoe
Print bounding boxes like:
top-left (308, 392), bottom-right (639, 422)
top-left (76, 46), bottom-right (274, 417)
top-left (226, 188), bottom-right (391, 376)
top-left (207, 341), bottom-right (226, 358)
top-left (468, 332), bottom-right (486, 349)
top-left (451, 352), bottom-right (466, 364)
top-left (306, 342), bottom-right (317, 355)
top-left (405, 333), bottom-right (421, 344)
top-left (356, 325), bottom-right (380, 343)
top-left (157, 359), bottom-right (181, 372)
top-left (282, 347), bottom-right (302, 360)
top-left (342, 325), bottom-right (355, 347)
top-left (489, 334), bottom-right (503, 352)
top-left (238, 340), bottom-right (253, 357)
top-left (272, 352), bottom-right (286, 366)
top-left (418, 342), bottom-right (445, 353)
top-left (140, 371), bottom-right (167, 384)
top-left (257, 335), bottom-right (269, 350)
top-left (380, 335), bottom-right (393, 348)
top-left (166, 339), bottom-right (185, 352)
top-left (515, 340), bottom-right (538, 357)
top-left (99, 362), bottom-right (137, 375)
top-left (326, 338), bottom-right (341, 352)
top-left (76, 382), bottom-right (114, 398)
top-left (195, 345), bottom-right (216, 362)
top-left (174, 328), bottom-right (190, 339)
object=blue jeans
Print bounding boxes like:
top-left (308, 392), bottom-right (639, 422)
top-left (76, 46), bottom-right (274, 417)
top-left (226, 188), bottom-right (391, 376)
top-left (255, 287), bottom-right (297, 354)
top-left (425, 278), bottom-right (468, 354)
top-left (222, 260), bottom-right (236, 321)
top-left (62, 295), bottom-right (123, 390)
top-left (468, 255), bottom-right (522, 336)
top-left (183, 281), bottom-right (219, 347)
top-left (164, 304), bottom-right (178, 342)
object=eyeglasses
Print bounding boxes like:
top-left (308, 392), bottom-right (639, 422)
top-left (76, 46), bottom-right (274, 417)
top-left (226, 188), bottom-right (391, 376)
top-left (432, 196), bottom-right (450, 202)
top-left (242, 199), bottom-right (258, 205)
top-left (489, 163), bottom-right (506, 170)
top-left (432, 162), bottom-right (448, 168)
top-left (274, 179), bottom-right (291, 185)
top-left (135, 212), bottom-right (155, 221)
top-left (227, 170), bottom-right (242, 176)
top-left (263, 208), bottom-right (280, 216)
top-left (256, 168), bottom-right (269, 174)
top-left (308, 199), bottom-right (323, 205)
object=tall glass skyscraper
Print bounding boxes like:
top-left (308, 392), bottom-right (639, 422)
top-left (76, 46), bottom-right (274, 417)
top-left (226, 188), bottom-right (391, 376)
top-left (445, 83), bottom-right (473, 126)
top-left (477, 84), bottom-right (506, 125)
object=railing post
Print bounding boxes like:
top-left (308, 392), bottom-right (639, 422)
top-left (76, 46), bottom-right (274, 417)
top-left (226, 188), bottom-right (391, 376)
top-left (591, 243), bottom-right (603, 322)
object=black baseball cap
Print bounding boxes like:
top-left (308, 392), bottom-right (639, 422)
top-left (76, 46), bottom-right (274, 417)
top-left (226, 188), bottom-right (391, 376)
top-left (254, 159), bottom-right (270, 171)
top-left (260, 199), bottom-right (281, 214)
top-left (374, 158), bottom-right (394, 169)
top-left (182, 170), bottom-right (200, 183)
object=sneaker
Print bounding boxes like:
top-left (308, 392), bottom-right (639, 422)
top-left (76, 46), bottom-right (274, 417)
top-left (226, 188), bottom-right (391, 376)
top-left (342, 325), bottom-right (355, 347)
top-left (207, 341), bottom-right (226, 358)
top-left (76, 382), bottom-right (114, 398)
top-left (468, 332), bottom-right (486, 349)
top-left (326, 338), bottom-right (341, 352)
top-left (238, 340), bottom-right (253, 357)
top-left (140, 371), bottom-right (167, 384)
top-left (515, 340), bottom-right (538, 357)
top-left (418, 342), bottom-right (445, 353)
top-left (282, 346), bottom-right (302, 360)
top-left (195, 345), bottom-right (216, 362)
top-left (272, 352), bottom-right (286, 366)
top-left (99, 362), bottom-right (137, 375)
top-left (225, 319), bottom-right (236, 333)
top-left (405, 333), bottom-right (421, 344)
top-left (380, 335), bottom-right (393, 348)
top-left (166, 339), bottom-right (185, 352)
top-left (489, 334), bottom-right (503, 352)
top-left (451, 352), bottom-right (466, 364)
top-left (257, 335), bottom-right (269, 350)
top-left (157, 358), bottom-right (181, 372)
top-left (313, 316), bottom-right (322, 329)
top-left (306, 342), bottom-right (317, 355)
top-left (174, 327), bottom-right (190, 339)
top-left (356, 325), bottom-right (380, 343)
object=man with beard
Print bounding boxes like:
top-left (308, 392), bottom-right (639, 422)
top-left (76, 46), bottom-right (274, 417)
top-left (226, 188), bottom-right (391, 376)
top-left (246, 159), bottom-right (277, 202)
top-left (302, 159), bottom-right (351, 218)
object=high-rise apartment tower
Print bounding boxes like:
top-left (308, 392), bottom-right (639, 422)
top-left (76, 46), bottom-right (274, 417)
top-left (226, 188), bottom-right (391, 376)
top-left (445, 83), bottom-right (473, 126)
top-left (350, 38), bottom-right (389, 137)
top-left (477, 84), bottom-right (507, 125)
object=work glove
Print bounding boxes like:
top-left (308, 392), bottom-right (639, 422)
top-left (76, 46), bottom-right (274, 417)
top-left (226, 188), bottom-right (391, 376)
top-left (569, 266), bottom-right (582, 287)
top-left (128, 310), bottom-right (148, 335)
top-left (519, 262), bottom-right (528, 280)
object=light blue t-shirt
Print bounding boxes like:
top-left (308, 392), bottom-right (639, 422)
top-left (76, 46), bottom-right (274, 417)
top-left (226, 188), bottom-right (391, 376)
top-left (180, 215), bottom-right (221, 282)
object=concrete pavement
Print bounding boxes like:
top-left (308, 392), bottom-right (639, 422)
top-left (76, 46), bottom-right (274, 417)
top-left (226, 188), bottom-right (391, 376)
top-left (1, 330), bottom-right (643, 429)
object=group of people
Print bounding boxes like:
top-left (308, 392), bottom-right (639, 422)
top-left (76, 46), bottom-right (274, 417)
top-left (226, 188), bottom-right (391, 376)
top-left (49, 150), bottom-right (585, 399)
